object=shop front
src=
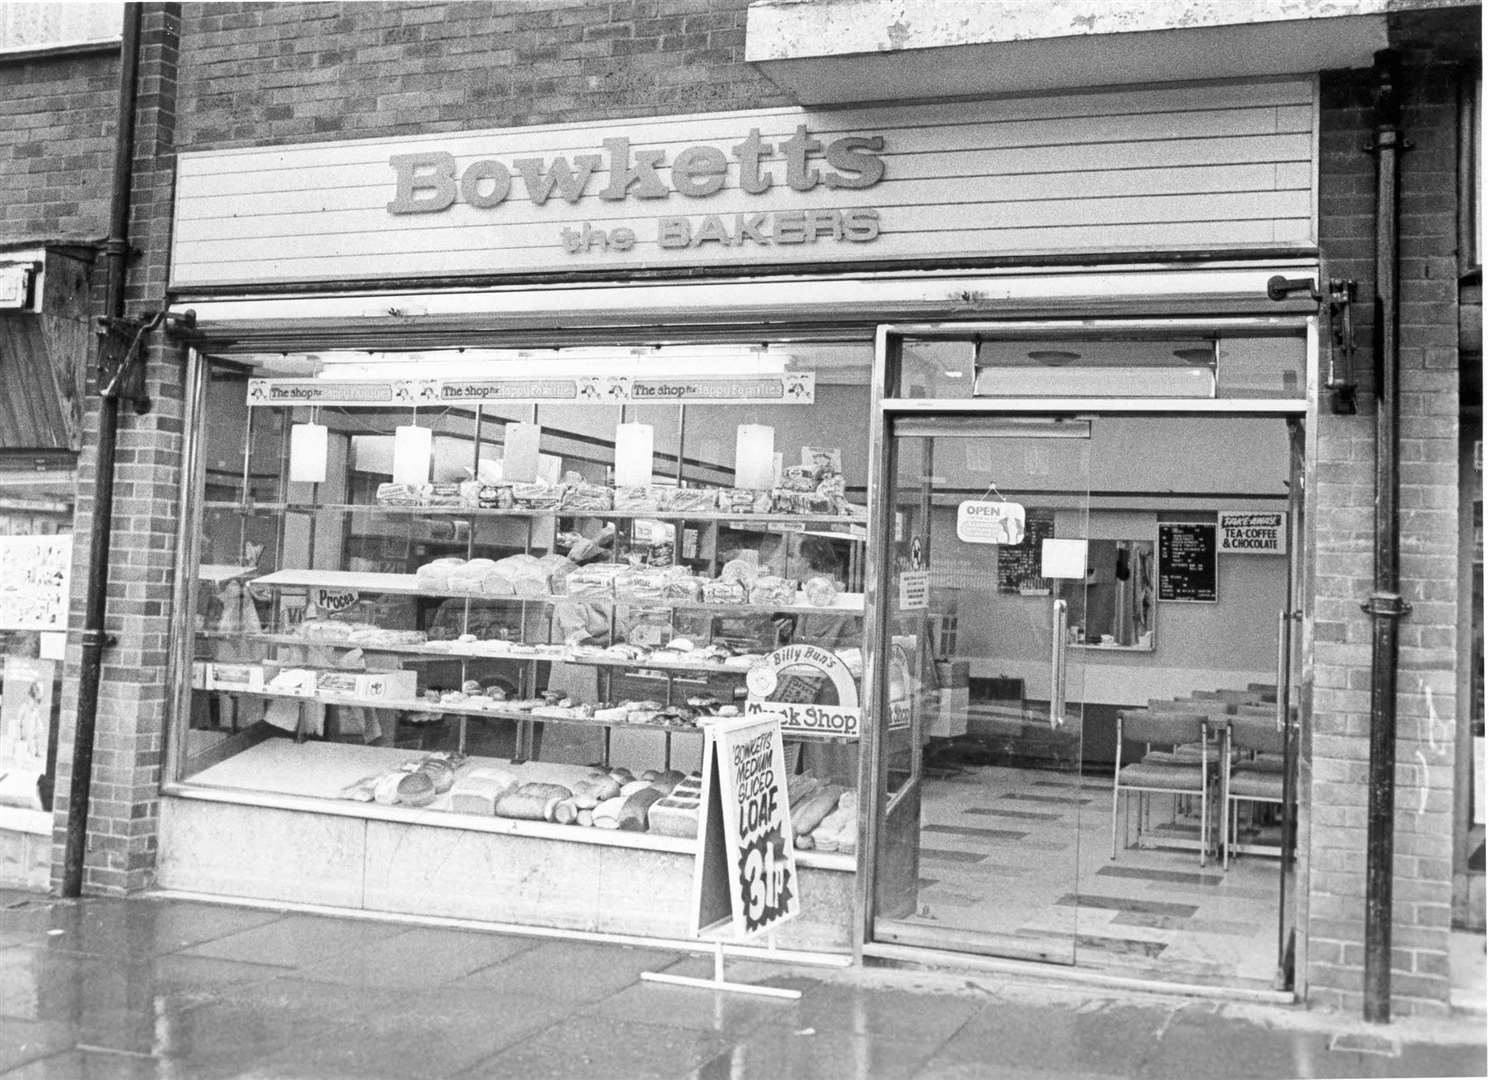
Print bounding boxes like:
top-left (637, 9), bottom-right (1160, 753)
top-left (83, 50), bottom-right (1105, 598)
top-left (152, 79), bottom-right (1323, 990)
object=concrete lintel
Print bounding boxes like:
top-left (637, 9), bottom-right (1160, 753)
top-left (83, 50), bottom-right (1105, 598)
top-left (746, 0), bottom-right (1406, 103)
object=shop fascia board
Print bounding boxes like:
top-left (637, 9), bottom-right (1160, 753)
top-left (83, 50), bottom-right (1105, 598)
top-left (168, 262), bottom-right (1320, 351)
top-left (745, 0), bottom-right (1394, 104)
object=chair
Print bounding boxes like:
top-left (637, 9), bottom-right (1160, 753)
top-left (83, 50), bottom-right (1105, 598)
top-left (1111, 710), bottom-right (1217, 865)
top-left (1221, 716), bottom-right (1288, 869)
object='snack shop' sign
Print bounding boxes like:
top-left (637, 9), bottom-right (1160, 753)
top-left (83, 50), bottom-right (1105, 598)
top-left (386, 125), bottom-right (885, 256)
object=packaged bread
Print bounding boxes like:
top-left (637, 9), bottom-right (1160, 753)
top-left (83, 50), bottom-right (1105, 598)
top-left (511, 482), bottom-right (564, 510)
top-left (375, 482), bottom-right (428, 507)
top-left (613, 485), bottom-right (659, 512)
top-left (565, 563), bottom-right (625, 597)
top-left (561, 481), bottom-right (612, 512)
top-left (749, 576), bottom-right (797, 606)
top-left (415, 557), bottom-right (466, 591)
top-left (660, 575), bottom-right (702, 602)
top-left (658, 486), bottom-right (716, 513)
top-left (494, 554), bottom-right (549, 597)
top-left (426, 483), bottom-right (466, 507)
top-left (717, 488), bottom-right (772, 514)
top-left (372, 772), bottom-right (405, 806)
top-left (700, 579), bottom-right (746, 604)
top-left (536, 553), bottom-right (578, 589)
top-left (339, 774), bottom-right (381, 802)
top-left (447, 558), bottom-right (500, 593)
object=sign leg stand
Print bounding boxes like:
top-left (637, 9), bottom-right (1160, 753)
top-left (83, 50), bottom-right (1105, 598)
top-left (641, 939), bottom-right (802, 1000)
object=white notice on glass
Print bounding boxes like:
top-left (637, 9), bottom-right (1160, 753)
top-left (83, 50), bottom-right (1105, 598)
top-left (899, 570), bottom-right (930, 610)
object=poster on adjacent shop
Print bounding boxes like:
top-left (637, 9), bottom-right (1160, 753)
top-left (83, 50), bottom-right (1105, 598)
top-left (1218, 512), bottom-right (1287, 555)
top-left (1158, 523), bottom-right (1218, 602)
top-left (0, 535), bottom-right (72, 630)
top-left (691, 713), bottom-right (799, 939)
top-left (0, 656), bottom-right (53, 774)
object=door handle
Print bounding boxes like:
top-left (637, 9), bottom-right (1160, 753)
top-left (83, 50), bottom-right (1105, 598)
top-left (1050, 599), bottom-right (1068, 729)
top-left (1275, 608), bottom-right (1291, 734)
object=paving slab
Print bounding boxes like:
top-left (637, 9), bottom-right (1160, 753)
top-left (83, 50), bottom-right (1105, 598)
top-left (0, 894), bottom-right (1481, 1080)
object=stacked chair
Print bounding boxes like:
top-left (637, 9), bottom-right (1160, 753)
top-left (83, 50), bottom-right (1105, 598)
top-left (1111, 684), bottom-right (1290, 868)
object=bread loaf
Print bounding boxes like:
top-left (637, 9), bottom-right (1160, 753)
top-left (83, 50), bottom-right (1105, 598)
top-left (494, 791), bottom-right (560, 821)
top-left (618, 787), bottom-right (664, 831)
top-left (449, 768), bottom-right (518, 815)
top-left (790, 786), bottom-right (841, 836)
top-left (647, 773), bottom-right (703, 838)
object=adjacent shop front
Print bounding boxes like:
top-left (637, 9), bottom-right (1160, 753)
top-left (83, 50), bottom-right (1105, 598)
top-left (153, 78), bottom-right (1322, 991)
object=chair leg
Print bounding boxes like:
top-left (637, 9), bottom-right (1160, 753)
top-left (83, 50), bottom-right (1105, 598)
top-left (1199, 780), bottom-right (1208, 868)
top-left (1111, 781), bottom-right (1121, 860)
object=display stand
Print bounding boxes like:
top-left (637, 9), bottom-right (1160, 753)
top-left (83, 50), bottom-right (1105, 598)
top-left (641, 935), bottom-right (803, 1000)
top-left (641, 713), bottom-right (806, 999)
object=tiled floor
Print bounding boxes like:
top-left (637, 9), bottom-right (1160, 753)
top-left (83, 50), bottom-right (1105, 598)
top-left (880, 764), bottom-right (1284, 988)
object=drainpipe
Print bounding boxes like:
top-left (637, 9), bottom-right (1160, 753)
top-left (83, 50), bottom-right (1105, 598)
top-left (61, 3), bottom-right (143, 898)
top-left (1362, 47), bottom-right (1411, 1025)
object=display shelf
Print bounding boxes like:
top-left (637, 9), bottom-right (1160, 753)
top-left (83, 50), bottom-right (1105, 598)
top-left (173, 739), bottom-right (858, 867)
top-left (249, 568), bottom-right (866, 614)
top-left (202, 501), bottom-right (867, 530)
top-left (196, 630), bottom-right (773, 675)
top-left (205, 684), bottom-right (856, 742)
top-left (210, 685), bottom-right (713, 734)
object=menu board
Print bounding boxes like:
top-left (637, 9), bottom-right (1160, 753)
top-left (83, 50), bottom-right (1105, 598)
top-left (997, 512), bottom-right (1055, 595)
top-left (1158, 523), bottom-right (1217, 603)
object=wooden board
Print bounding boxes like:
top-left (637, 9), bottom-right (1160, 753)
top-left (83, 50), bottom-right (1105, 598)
top-left (171, 80), bottom-right (1316, 287)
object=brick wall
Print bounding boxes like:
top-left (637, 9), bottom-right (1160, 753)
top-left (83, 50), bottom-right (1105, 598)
top-left (176, 0), bottom-right (782, 150)
top-left (1307, 12), bottom-right (1471, 1014)
top-left (49, 2), bottom-right (183, 896)
top-left (0, 47), bottom-right (119, 242)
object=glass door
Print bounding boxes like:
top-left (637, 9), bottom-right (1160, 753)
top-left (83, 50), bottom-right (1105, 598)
top-left (870, 414), bottom-right (1092, 963)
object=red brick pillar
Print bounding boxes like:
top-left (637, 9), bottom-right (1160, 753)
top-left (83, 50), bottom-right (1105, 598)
top-left (1307, 36), bottom-right (1466, 1016)
top-left (50, 3), bottom-right (182, 896)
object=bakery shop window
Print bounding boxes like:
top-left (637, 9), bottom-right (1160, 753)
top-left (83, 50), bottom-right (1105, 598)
top-left (175, 342), bottom-right (870, 852)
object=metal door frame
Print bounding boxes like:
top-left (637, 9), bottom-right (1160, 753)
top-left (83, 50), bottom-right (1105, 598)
top-left (854, 319), bottom-right (1317, 987)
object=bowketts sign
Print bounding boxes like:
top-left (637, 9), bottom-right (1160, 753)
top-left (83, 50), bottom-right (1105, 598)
top-left (171, 82), bottom-right (1314, 287)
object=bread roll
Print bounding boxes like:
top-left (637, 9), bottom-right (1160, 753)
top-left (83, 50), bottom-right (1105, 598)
top-left (592, 795), bottom-right (625, 829)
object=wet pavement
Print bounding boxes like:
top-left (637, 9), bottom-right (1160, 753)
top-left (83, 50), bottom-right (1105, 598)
top-left (0, 890), bottom-right (1483, 1079)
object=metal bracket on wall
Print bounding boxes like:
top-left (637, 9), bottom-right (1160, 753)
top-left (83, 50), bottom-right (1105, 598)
top-left (1325, 279), bottom-right (1358, 416)
top-left (94, 309), bottom-right (196, 414)
top-left (1361, 591), bottom-right (1412, 618)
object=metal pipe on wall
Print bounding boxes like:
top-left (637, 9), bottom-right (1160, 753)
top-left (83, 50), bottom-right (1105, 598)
top-left (61, 3), bottom-right (143, 897)
top-left (1363, 47), bottom-right (1411, 1025)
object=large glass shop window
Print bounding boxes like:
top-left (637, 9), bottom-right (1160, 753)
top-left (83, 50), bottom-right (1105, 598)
top-left (178, 343), bottom-right (869, 853)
